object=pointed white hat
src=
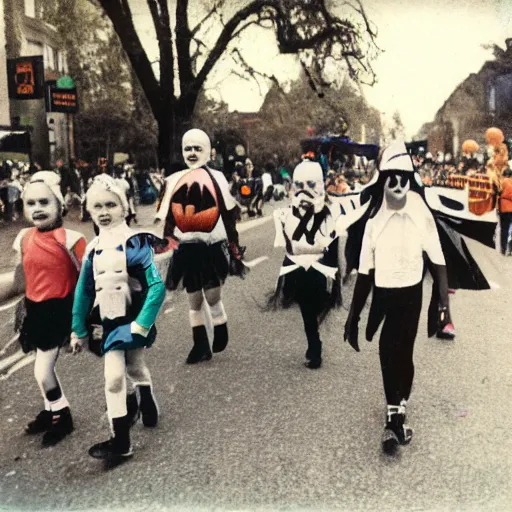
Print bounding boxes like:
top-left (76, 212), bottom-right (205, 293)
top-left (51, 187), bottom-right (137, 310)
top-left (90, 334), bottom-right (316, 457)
top-left (379, 141), bottom-right (414, 172)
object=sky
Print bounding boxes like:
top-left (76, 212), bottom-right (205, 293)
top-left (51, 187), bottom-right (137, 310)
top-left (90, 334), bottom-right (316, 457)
top-left (132, 0), bottom-right (512, 139)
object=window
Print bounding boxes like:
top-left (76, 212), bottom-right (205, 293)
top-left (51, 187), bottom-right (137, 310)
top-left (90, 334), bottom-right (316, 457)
top-left (26, 40), bottom-right (44, 56)
top-left (45, 45), bottom-right (55, 70)
top-left (25, 0), bottom-right (36, 18)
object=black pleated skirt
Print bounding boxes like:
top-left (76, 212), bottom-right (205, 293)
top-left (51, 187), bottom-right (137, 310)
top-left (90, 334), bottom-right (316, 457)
top-left (165, 240), bottom-right (230, 293)
top-left (18, 295), bottom-right (73, 353)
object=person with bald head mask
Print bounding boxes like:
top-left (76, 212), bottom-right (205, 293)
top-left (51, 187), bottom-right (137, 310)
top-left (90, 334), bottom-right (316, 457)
top-left (155, 129), bottom-right (246, 365)
top-left (0, 171), bottom-right (86, 447)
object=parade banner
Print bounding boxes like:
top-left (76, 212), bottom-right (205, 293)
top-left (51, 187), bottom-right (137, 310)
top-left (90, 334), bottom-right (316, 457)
top-left (7, 56), bottom-right (45, 100)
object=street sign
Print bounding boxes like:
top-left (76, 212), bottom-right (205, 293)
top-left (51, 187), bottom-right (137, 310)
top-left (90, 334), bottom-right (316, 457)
top-left (56, 76), bottom-right (75, 89)
top-left (7, 56), bottom-right (45, 100)
top-left (45, 80), bottom-right (79, 113)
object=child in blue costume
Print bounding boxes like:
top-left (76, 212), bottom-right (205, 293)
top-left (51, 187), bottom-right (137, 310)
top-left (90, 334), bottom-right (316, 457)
top-left (71, 175), bottom-right (166, 462)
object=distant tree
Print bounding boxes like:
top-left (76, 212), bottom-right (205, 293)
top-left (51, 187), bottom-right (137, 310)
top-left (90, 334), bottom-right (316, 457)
top-left (387, 110), bottom-right (405, 141)
top-left (94, 0), bottom-right (380, 172)
top-left (40, 0), bottom-right (156, 165)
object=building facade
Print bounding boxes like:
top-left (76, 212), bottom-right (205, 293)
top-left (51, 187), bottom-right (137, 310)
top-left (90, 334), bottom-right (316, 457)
top-left (418, 40), bottom-right (512, 157)
top-left (4, 0), bottom-right (72, 167)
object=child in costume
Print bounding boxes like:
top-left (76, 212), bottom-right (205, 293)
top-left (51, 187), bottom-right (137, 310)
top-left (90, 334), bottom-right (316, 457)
top-left (272, 161), bottom-right (365, 369)
top-left (155, 129), bottom-right (246, 364)
top-left (344, 142), bottom-right (454, 455)
top-left (70, 175), bottom-right (166, 462)
top-left (0, 171), bottom-right (86, 446)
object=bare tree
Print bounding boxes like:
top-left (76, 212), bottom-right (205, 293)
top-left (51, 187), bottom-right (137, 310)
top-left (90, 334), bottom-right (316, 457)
top-left (95, 0), bottom-right (379, 171)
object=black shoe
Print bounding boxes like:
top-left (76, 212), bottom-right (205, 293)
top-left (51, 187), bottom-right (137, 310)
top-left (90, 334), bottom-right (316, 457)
top-left (138, 386), bottom-right (159, 427)
top-left (212, 323), bottom-right (229, 353)
top-left (248, 210), bottom-right (256, 218)
top-left (26, 410), bottom-right (52, 435)
top-left (186, 326), bottom-right (212, 364)
top-left (41, 407), bottom-right (74, 447)
top-left (88, 439), bottom-right (133, 460)
top-left (304, 357), bottom-right (322, 369)
top-left (126, 392), bottom-right (140, 427)
top-left (382, 404), bottom-right (413, 455)
top-left (89, 415), bottom-right (133, 459)
top-left (186, 345), bottom-right (213, 364)
top-left (382, 427), bottom-right (400, 455)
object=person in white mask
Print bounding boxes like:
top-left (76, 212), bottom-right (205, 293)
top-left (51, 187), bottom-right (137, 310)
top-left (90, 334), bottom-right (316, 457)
top-left (71, 174), bottom-right (166, 464)
top-left (0, 171), bottom-right (86, 447)
top-left (155, 129), bottom-right (247, 365)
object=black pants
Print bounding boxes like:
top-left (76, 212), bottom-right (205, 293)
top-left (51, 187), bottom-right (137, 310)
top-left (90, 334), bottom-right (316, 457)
top-left (376, 282), bottom-right (423, 405)
top-left (499, 212), bottom-right (512, 254)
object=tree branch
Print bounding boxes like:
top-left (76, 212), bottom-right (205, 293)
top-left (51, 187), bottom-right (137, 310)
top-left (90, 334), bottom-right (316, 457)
top-left (191, 2), bottom-right (221, 36)
top-left (96, 0), bottom-right (161, 116)
top-left (147, 0), bottom-right (175, 109)
top-left (175, 0), bottom-right (195, 91)
top-left (195, 0), bottom-right (281, 93)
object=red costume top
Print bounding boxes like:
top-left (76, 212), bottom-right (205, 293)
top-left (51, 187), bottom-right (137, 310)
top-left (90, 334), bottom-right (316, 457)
top-left (16, 227), bottom-right (86, 303)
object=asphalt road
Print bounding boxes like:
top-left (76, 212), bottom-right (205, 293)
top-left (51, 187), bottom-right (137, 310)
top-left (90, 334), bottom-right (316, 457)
top-left (1, 204), bottom-right (512, 512)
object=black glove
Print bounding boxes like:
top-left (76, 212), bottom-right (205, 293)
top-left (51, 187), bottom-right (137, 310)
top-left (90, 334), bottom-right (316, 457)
top-left (343, 272), bottom-right (373, 352)
top-left (344, 313), bottom-right (360, 352)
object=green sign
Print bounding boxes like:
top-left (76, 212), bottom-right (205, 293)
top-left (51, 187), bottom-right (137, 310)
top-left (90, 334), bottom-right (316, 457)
top-left (56, 76), bottom-right (75, 89)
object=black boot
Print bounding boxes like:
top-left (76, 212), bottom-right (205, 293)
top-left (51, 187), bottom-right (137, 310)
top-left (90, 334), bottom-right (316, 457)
top-left (41, 407), bottom-right (74, 447)
top-left (304, 340), bottom-right (322, 370)
top-left (25, 410), bottom-right (52, 435)
top-left (186, 326), bottom-right (212, 364)
top-left (212, 323), bottom-right (229, 353)
top-left (89, 415), bottom-right (133, 460)
top-left (138, 385), bottom-right (159, 427)
top-left (382, 401), bottom-right (413, 455)
top-left (126, 391), bottom-right (140, 427)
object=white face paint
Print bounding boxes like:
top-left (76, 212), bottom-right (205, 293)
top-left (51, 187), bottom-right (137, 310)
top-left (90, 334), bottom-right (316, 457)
top-left (87, 188), bottom-right (125, 229)
top-left (384, 173), bottom-right (410, 205)
top-left (182, 129), bottom-right (211, 169)
top-left (23, 182), bottom-right (61, 230)
top-left (291, 162), bottom-right (325, 213)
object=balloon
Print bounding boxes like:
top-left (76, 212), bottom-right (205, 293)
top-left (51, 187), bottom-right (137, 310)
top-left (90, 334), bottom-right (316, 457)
top-left (462, 139), bottom-right (479, 154)
top-left (485, 127), bottom-right (504, 147)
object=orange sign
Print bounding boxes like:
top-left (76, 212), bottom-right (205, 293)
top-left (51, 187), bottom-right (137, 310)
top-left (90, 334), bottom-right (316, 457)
top-left (7, 56), bottom-right (44, 100)
top-left (15, 62), bottom-right (35, 96)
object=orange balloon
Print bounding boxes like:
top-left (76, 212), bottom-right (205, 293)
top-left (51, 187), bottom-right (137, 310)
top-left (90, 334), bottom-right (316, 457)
top-left (462, 139), bottom-right (479, 154)
top-left (240, 185), bottom-right (252, 196)
top-left (485, 127), bottom-right (504, 147)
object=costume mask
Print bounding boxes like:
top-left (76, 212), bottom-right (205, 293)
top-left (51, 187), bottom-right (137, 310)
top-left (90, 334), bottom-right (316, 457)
top-left (291, 161), bottom-right (325, 213)
top-left (182, 129), bottom-right (211, 169)
top-left (384, 172), bottom-right (410, 204)
top-left (23, 181), bottom-right (61, 230)
top-left (86, 175), bottom-right (127, 229)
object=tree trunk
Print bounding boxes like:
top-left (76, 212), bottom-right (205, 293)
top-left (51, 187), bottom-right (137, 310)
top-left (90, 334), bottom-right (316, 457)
top-left (156, 114), bottom-right (172, 173)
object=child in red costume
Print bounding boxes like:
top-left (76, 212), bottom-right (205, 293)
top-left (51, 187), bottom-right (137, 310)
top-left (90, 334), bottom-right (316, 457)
top-left (0, 171), bottom-right (86, 447)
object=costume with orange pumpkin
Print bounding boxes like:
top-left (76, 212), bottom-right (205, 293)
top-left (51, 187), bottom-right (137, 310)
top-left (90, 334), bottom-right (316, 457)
top-left (155, 129), bottom-right (247, 364)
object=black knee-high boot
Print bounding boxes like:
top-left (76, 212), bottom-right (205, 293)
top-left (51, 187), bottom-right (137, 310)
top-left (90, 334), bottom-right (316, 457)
top-left (299, 300), bottom-right (322, 369)
top-left (89, 415), bottom-right (133, 459)
top-left (186, 326), bottom-right (212, 364)
top-left (138, 385), bottom-right (159, 427)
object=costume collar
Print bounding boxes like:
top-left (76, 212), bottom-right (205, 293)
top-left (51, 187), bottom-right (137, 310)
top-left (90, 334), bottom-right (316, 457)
top-left (97, 221), bottom-right (132, 246)
top-left (372, 191), bottom-right (430, 239)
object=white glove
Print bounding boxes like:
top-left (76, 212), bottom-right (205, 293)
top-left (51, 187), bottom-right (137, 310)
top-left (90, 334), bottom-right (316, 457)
top-left (70, 332), bottom-right (88, 354)
top-left (130, 322), bottom-right (150, 337)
